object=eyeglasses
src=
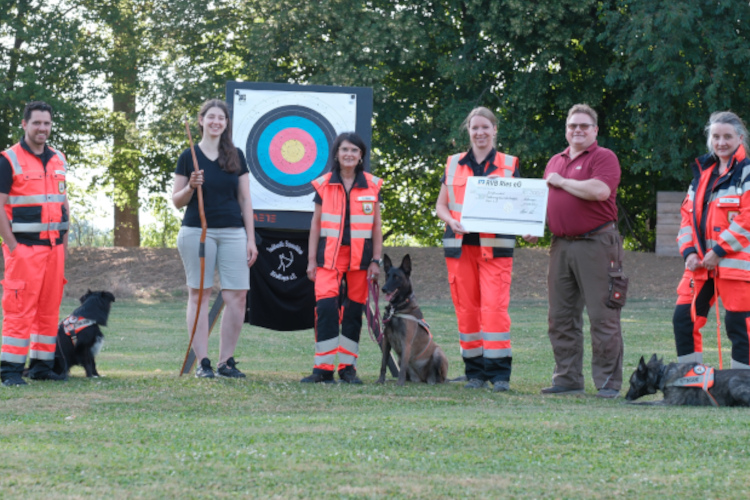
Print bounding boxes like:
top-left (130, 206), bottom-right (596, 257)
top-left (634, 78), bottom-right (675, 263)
top-left (567, 123), bottom-right (595, 131)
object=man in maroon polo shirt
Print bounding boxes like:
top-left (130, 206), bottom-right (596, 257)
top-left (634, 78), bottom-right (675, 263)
top-left (540, 104), bottom-right (624, 399)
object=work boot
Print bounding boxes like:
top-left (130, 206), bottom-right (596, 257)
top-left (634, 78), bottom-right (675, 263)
top-left (300, 370), bottom-right (335, 383)
top-left (338, 366), bottom-right (363, 384)
top-left (1, 361), bottom-right (27, 386)
top-left (27, 359), bottom-right (67, 381)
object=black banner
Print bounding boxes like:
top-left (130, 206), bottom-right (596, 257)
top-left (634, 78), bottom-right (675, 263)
top-left (245, 228), bottom-right (315, 331)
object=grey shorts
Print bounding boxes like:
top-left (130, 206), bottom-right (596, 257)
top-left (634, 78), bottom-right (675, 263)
top-left (177, 226), bottom-right (250, 290)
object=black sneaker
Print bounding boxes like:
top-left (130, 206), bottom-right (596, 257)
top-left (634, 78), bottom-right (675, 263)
top-left (338, 367), bottom-right (363, 385)
top-left (464, 379), bottom-right (488, 389)
top-left (195, 358), bottom-right (215, 378)
top-left (300, 371), bottom-right (335, 383)
top-left (2, 374), bottom-right (27, 387)
top-left (217, 357), bottom-right (246, 378)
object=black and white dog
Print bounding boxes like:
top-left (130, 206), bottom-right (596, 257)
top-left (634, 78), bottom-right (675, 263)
top-left (53, 290), bottom-right (115, 378)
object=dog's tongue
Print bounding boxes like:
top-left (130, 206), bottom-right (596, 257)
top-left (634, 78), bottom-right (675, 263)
top-left (383, 291), bottom-right (396, 302)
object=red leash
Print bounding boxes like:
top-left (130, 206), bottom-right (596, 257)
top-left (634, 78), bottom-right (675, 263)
top-left (713, 275), bottom-right (723, 369)
top-left (365, 279), bottom-right (382, 343)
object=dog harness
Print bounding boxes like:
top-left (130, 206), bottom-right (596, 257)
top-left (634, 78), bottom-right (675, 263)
top-left (62, 315), bottom-right (96, 346)
top-left (666, 364), bottom-right (719, 407)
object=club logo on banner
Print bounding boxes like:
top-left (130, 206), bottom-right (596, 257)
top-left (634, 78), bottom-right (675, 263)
top-left (266, 239), bottom-right (304, 282)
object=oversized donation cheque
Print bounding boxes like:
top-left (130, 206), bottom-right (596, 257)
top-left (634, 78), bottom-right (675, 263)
top-left (460, 177), bottom-right (549, 237)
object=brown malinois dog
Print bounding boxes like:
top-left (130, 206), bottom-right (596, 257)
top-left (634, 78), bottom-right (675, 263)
top-left (376, 254), bottom-right (448, 385)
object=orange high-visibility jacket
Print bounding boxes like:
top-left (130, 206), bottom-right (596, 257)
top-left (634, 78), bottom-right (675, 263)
top-left (442, 151), bottom-right (518, 259)
top-left (677, 145), bottom-right (750, 281)
top-left (312, 170), bottom-right (382, 270)
top-left (1, 142), bottom-right (68, 245)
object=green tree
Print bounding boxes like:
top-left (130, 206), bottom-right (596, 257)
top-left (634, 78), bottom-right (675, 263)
top-left (0, 0), bottom-right (95, 158)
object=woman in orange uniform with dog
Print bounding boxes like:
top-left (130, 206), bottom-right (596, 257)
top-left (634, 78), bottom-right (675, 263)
top-left (303, 132), bottom-right (383, 384)
top-left (673, 111), bottom-right (750, 369)
top-left (173, 99), bottom-right (258, 379)
top-left (436, 107), bottom-right (522, 392)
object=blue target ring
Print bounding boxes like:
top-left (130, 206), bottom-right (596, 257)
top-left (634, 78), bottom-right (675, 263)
top-left (247, 105), bottom-right (336, 196)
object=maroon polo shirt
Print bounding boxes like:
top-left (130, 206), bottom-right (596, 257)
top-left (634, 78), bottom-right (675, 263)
top-left (544, 141), bottom-right (620, 237)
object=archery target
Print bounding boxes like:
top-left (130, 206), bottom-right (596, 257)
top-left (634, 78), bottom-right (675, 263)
top-left (233, 90), bottom-right (357, 212)
top-left (248, 106), bottom-right (336, 196)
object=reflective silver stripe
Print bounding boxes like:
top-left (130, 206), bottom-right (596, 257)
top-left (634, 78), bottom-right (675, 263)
top-left (479, 237), bottom-right (515, 248)
top-left (54, 170), bottom-right (66, 176)
top-left (677, 226), bottom-right (692, 237)
top-left (676, 234), bottom-right (692, 246)
top-left (678, 352), bottom-right (703, 364)
top-left (687, 188), bottom-right (695, 201)
top-left (448, 202), bottom-right (463, 212)
top-left (338, 353), bottom-right (357, 365)
top-left (314, 353), bottom-right (336, 365)
top-left (719, 258), bottom-right (750, 272)
top-left (0, 352), bottom-right (27, 363)
top-left (483, 332), bottom-right (511, 342)
top-left (339, 336), bottom-right (359, 355)
top-left (443, 238), bottom-right (462, 248)
top-left (321, 213), bottom-right (341, 223)
top-left (724, 223), bottom-right (750, 251)
top-left (350, 230), bottom-right (372, 239)
top-left (8, 195), bottom-right (46, 204)
top-left (52, 149), bottom-right (67, 171)
top-left (712, 185), bottom-right (738, 198)
top-left (370, 175), bottom-right (382, 184)
top-left (459, 332), bottom-right (482, 342)
top-left (730, 359), bottom-right (750, 369)
top-left (320, 228), bottom-right (340, 238)
top-left (460, 347), bottom-right (483, 358)
top-left (47, 194), bottom-right (66, 202)
top-left (504, 154), bottom-right (517, 168)
top-left (721, 231), bottom-right (744, 252)
top-left (29, 349), bottom-right (55, 361)
top-left (499, 169), bottom-right (514, 178)
top-left (350, 215), bottom-right (374, 224)
top-left (3, 148), bottom-right (23, 174)
top-left (30, 334), bottom-right (57, 346)
top-left (707, 238), bottom-right (718, 248)
top-left (445, 154), bottom-right (461, 184)
top-left (2, 336), bottom-right (30, 347)
top-left (484, 348), bottom-right (512, 359)
top-left (11, 222), bottom-right (69, 232)
top-left (315, 338), bottom-right (339, 354)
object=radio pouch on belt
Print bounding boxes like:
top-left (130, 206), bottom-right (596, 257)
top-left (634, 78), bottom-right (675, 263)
top-left (606, 270), bottom-right (628, 309)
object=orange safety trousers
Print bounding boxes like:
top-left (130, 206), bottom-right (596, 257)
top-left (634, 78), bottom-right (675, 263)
top-left (674, 269), bottom-right (750, 367)
top-left (446, 245), bottom-right (512, 381)
top-left (312, 246), bottom-right (367, 373)
top-left (1, 243), bottom-right (66, 364)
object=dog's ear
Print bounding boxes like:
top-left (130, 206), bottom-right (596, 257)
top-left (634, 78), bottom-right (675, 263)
top-left (383, 254), bottom-right (392, 273)
top-left (649, 353), bottom-right (659, 365)
top-left (401, 254), bottom-right (411, 277)
top-left (638, 356), bottom-right (647, 372)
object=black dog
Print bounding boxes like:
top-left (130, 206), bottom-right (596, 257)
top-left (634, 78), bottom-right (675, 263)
top-left (53, 290), bottom-right (115, 378)
top-left (377, 254), bottom-right (448, 385)
top-left (626, 354), bottom-right (750, 406)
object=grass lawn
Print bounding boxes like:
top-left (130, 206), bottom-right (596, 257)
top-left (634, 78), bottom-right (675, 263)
top-left (1, 297), bottom-right (748, 499)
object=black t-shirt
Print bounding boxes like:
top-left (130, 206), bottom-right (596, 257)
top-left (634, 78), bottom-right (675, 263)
top-left (174, 146), bottom-right (250, 228)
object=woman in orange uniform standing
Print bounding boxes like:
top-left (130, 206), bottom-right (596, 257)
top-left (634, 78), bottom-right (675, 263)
top-left (673, 111), bottom-right (750, 369)
top-left (303, 132), bottom-right (383, 384)
top-left (436, 107), bottom-right (522, 392)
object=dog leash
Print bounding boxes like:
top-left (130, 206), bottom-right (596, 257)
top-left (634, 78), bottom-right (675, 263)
top-left (713, 276), bottom-right (723, 369)
top-left (365, 279), bottom-right (383, 343)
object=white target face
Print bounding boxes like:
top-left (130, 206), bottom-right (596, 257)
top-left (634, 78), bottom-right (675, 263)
top-left (232, 90), bottom-right (358, 212)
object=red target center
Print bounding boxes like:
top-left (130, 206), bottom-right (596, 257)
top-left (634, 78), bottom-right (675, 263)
top-left (268, 128), bottom-right (317, 174)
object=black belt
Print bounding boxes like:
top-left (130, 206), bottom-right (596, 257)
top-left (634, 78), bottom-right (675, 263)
top-left (558, 221), bottom-right (616, 241)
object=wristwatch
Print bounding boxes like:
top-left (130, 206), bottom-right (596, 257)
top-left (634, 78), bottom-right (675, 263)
top-left (371, 258), bottom-right (382, 266)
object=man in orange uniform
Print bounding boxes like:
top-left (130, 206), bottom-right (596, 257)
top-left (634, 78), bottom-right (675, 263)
top-left (0, 101), bottom-right (69, 386)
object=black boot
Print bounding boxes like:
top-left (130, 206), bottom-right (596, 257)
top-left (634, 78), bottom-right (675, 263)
top-left (1, 361), bottom-right (27, 386)
top-left (27, 359), bottom-right (66, 381)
